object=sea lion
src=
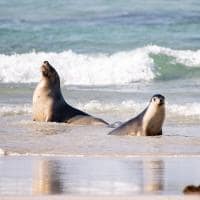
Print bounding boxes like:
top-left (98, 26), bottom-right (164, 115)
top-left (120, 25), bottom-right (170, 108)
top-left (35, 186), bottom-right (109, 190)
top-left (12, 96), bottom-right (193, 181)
top-left (32, 61), bottom-right (108, 125)
top-left (108, 94), bottom-right (165, 136)
top-left (183, 185), bottom-right (200, 195)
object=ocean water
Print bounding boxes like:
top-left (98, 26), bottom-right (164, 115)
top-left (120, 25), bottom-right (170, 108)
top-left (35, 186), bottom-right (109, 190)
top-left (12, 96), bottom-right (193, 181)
top-left (1, 0), bottom-right (200, 54)
top-left (0, 0), bottom-right (200, 196)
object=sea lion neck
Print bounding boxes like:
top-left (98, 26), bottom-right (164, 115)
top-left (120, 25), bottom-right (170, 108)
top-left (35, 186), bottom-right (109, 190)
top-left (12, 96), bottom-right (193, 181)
top-left (41, 71), bottom-right (61, 89)
top-left (41, 76), bottom-right (61, 90)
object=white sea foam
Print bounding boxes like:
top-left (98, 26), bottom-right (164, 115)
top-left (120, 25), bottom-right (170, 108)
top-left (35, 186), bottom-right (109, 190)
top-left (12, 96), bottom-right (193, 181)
top-left (0, 104), bottom-right (31, 116)
top-left (78, 100), bottom-right (200, 119)
top-left (168, 103), bottom-right (200, 117)
top-left (77, 100), bottom-right (146, 115)
top-left (1, 45), bottom-right (199, 85)
top-left (0, 49), bottom-right (154, 85)
top-left (1, 101), bottom-right (200, 119)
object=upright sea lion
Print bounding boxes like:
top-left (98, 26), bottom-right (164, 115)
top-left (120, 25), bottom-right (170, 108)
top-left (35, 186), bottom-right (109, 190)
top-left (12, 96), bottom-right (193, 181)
top-left (108, 94), bottom-right (165, 136)
top-left (32, 61), bottom-right (108, 125)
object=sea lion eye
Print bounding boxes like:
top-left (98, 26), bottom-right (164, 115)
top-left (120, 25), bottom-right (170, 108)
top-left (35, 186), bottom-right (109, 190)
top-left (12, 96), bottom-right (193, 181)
top-left (153, 97), bottom-right (156, 102)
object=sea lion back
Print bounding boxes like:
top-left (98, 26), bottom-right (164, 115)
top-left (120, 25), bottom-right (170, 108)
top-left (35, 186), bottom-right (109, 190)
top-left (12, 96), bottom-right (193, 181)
top-left (108, 112), bottom-right (144, 136)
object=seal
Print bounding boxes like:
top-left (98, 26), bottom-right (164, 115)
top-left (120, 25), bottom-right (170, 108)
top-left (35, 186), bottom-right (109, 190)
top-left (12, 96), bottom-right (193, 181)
top-left (108, 94), bottom-right (165, 136)
top-left (32, 61), bottom-right (108, 125)
top-left (183, 185), bottom-right (200, 195)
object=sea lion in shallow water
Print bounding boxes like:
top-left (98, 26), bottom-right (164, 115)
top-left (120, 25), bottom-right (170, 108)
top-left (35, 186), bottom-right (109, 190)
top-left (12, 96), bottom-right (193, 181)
top-left (32, 61), bottom-right (108, 125)
top-left (108, 94), bottom-right (165, 136)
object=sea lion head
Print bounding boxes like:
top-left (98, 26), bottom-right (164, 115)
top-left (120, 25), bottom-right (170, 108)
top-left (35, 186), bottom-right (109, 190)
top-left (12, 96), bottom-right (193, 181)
top-left (150, 94), bottom-right (165, 107)
top-left (40, 61), bottom-right (60, 85)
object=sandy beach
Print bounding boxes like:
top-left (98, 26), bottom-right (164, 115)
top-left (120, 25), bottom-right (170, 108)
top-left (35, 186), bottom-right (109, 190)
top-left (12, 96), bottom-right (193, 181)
top-left (1, 195), bottom-right (199, 200)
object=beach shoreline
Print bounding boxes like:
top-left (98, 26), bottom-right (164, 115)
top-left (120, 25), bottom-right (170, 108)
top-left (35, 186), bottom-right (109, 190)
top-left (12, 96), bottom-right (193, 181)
top-left (0, 195), bottom-right (199, 200)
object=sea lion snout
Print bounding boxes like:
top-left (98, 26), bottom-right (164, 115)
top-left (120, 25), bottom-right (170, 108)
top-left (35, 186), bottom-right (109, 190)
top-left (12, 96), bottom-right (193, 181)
top-left (43, 61), bottom-right (50, 65)
top-left (41, 64), bottom-right (48, 77)
top-left (158, 96), bottom-right (165, 105)
top-left (159, 98), bottom-right (165, 105)
top-left (40, 61), bottom-right (54, 77)
top-left (41, 61), bottom-right (51, 71)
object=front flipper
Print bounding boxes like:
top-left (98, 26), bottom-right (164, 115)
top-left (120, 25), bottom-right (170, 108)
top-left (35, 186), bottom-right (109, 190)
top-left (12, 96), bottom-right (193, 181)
top-left (157, 129), bottom-right (162, 135)
top-left (108, 121), bottom-right (123, 128)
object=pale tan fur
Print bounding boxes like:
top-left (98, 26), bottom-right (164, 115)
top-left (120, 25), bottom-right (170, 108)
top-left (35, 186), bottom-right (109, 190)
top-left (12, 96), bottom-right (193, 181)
top-left (33, 61), bottom-right (108, 125)
top-left (109, 95), bottom-right (165, 136)
top-left (33, 79), bottom-right (54, 122)
top-left (141, 99), bottom-right (165, 136)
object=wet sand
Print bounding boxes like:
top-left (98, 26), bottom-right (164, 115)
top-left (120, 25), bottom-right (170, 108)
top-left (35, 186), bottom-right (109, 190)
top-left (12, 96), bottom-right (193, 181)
top-left (0, 156), bottom-right (200, 197)
top-left (1, 115), bottom-right (200, 156)
top-left (1, 195), bottom-right (199, 200)
top-left (1, 99), bottom-right (200, 199)
top-left (1, 117), bottom-right (200, 199)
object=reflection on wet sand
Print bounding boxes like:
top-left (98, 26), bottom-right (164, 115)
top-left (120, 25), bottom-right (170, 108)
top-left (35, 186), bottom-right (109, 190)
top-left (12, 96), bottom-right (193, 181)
top-left (31, 158), bottom-right (164, 195)
top-left (32, 160), bottom-right (62, 195)
top-left (2, 157), bottom-right (200, 195)
top-left (143, 160), bottom-right (164, 193)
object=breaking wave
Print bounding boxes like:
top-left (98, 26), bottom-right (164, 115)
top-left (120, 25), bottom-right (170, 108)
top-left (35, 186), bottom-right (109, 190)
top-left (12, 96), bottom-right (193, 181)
top-left (1, 45), bottom-right (200, 85)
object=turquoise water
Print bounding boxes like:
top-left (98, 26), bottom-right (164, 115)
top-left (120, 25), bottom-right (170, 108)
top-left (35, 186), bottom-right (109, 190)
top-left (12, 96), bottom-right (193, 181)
top-left (1, 0), bottom-right (200, 54)
top-left (1, 0), bottom-right (200, 84)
